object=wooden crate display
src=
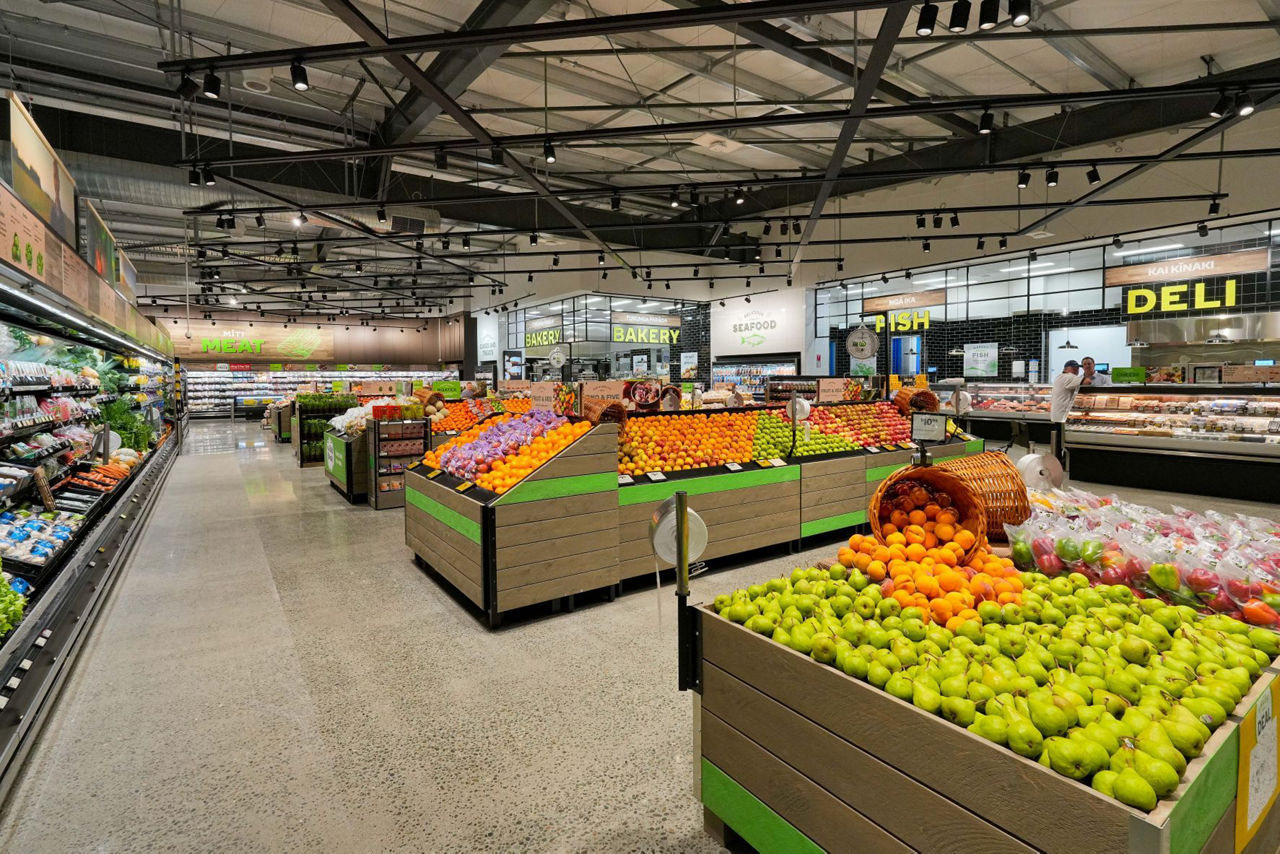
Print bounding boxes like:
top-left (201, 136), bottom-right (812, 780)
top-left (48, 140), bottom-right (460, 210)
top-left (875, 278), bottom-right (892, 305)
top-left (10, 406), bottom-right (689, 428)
top-left (271, 401), bottom-right (292, 442)
top-left (697, 610), bottom-right (1280, 854)
top-left (404, 422), bottom-right (619, 626)
top-left (616, 465), bottom-right (801, 582)
top-left (324, 429), bottom-right (369, 504)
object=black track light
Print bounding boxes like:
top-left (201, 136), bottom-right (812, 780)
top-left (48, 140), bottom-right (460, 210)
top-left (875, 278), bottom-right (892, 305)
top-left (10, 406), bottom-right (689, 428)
top-left (780, 220), bottom-right (789, 237)
top-left (1112, 235), bottom-right (1124, 249)
top-left (664, 281), bottom-right (671, 290)
top-left (979, 110), bottom-right (994, 134)
top-left (881, 273), bottom-right (889, 284)
top-left (905, 270), bottom-right (913, 280)
top-left (1009, 0), bottom-right (1032, 26)
top-left (463, 235), bottom-right (471, 250)
top-left (745, 295), bottom-right (752, 303)
top-left (693, 266), bottom-right (700, 277)
top-left (1086, 164), bottom-right (1101, 185)
top-left (187, 168), bottom-right (201, 187)
top-left (709, 279), bottom-right (715, 289)
top-left (646, 281), bottom-right (652, 291)
top-left (669, 188), bottom-right (680, 208)
top-left (1209, 197), bottom-right (1221, 216)
top-left (355, 261), bottom-right (363, 273)
top-left (176, 71), bottom-right (200, 99)
top-left (552, 254), bottom-right (560, 267)
top-left (442, 236), bottom-right (451, 251)
top-left (1046, 168), bottom-right (1059, 187)
top-left (762, 221), bottom-right (772, 236)
top-left (196, 248), bottom-right (207, 260)
top-left (792, 219), bottom-right (801, 234)
top-left (1209, 91), bottom-right (1230, 119)
top-left (202, 167), bottom-right (216, 187)
top-left (645, 268), bottom-right (652, 279)
top-left (415, 239), bottom-right (424, 252)
top-left (775, 245), bottom-right (783, 259)
top-left (977, 237), bottom-right (986, 251)
top-left (602, 270), bottom-right (608, 279)
top-left (1235, 90), bottom-right (1256, 117)
top-left (745, 278), bottom-right (751, 288)
top-left (254, 213), bottom-right (266, 228)
top-left (490, 144), bottom-right (503, 165)
top-left (435, 149), bottom-right (449, 170)
top-left (1017, 170), bottom-right (1030, 189)
top-left (543, 138), bottom-right (556, 164)
top-left (999, 236), bottom-right (1008, 250)
top-left (469, 273), bottom-right (476, 285)
top-left (1029, 250), bottom-right (1038, 262)
top-left (733, 185), bottom-right (745, 205)
top-left (290, 60), bottom-right (309, 92)
top-left (754, 247), bottom-right (762, 261)
top-left (1197, 221), bottom-right (1210, 237)
top-left (611, 192), bottom-right (621, 212)
top-left (978, 0), bottom-right (1000, 29)
top-left (948, 0), bottom-right (970, 33)
top-left (950, 212), bottom-right (960, 228)
top-left (719, 300), bottom-right (726, 307)
top-left (915, 213), bottom-right (926, 230)
top-left (597, 252), bottom-right (605, 266)
top-left (932, 212), bottom-right (943, 229)
top-left (530, 231), bottom-right (538, 246)
top-left (202, 70), bottom-right (220, 99)
top-left (528, 272), bottom-right (534, 283)
top-left (377, 206), bottom-right (387, 223)
top-left (916, 1), bottom-right (938, 36)
top-left (923, 240), bottom-right (931, 253)
top-left (292, 211), bottom-right (308, 227)
top-left (837, 258), bottom-right (845, 272)
top-left (757, 264), bottom-right (765, 275)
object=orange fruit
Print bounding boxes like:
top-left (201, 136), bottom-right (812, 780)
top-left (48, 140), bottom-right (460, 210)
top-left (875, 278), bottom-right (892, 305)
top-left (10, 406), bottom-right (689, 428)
top-left (929, 599), bottom-right (954, 624)
top-left (905, 543), bottom-right (926, 562)
top-left (945, 615), bottom-right (969, 632)
top-left (866, 560), bottom-right (886, 581)
top-left (908, 509), bottom-right (927, 526)
top-left (938, 509), bottom-right (959, 525)
top-left (886, 532), bottom-right (907, 547)
top-left (937, 571), bottom-right (965, 593)
top-left (905, 525), bottom-right (926, 545)
top-left (924, 503), bottom-right (941, 520)
top-left (881, 523), bottom-right (898, 537)
top-left (872, 546), bottom-right (892, 564)
top-left (954, 529), bottom-right (977, 551)
top-left (889, 509), bottom-right (909, 529)
top-left (853, 553), bottom-right (872, 571)
top-left (837, 547), bottom-right (856, 568)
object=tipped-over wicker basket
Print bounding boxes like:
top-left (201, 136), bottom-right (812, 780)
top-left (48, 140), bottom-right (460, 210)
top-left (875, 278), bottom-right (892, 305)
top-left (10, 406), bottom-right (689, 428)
top-left (869, 465), bottom-right (988, 563)
top-left (893, 387), bottom-right (940, 416)
top-left (935, 451), bottom-right (1030, 542)
top-left (582, 397), bottom-right (627, 423)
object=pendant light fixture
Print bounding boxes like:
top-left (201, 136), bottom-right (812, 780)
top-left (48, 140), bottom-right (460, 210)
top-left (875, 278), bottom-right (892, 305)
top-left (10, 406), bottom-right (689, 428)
top-left (978, 0), bottom-right (1000, 29)
top-left (1009, 0), bottom-right (1032, 26)
top-left (947, 0), bottom-right (971, 33)
top-left (916, 2), bottom-right (938, 36)
top-left (978, 109), bottom-right (994, 134)
top-left (201, 70), bottom-right (221, 99)
top-left (290, 60), bottom-right (310, 92)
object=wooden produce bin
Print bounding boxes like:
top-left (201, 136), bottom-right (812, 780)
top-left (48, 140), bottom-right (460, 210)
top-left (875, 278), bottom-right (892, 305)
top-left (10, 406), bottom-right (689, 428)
top-left (405, 422), bottom-right (620, 627)
top-left (696, 610), bottom-right (1280, 854)
top-left (324, 429), bottom-right (369, 504)
top-left (271, 401), bottom-right (293, 442)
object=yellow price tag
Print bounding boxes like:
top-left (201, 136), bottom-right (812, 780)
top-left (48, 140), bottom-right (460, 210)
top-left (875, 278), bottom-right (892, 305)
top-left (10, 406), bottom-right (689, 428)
top-left (425, 469), bottom-right (442, 479)
top-left (455, 481), bottom-right (474, 493)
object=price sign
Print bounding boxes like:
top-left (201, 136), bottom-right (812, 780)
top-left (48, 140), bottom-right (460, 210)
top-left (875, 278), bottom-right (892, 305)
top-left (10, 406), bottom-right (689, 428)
top-left (455, 481), bottom-right (474, 492)
top-left (754, 459), bottom-right (773, 468)
top-left (769, 458), bottom-right (786, 467)
top-left (425, 469), bottom-right (443, 479)
top-left (724, 463), bottom-right (743, 472)
top-left (1236, 678), bottom-right (1280, 852)
top-left (617, 475), bottom-right (634, 486)
top-left (911, 412), bottom-right (947, 443)
top-left (645, 471), bottom-right (667, 482)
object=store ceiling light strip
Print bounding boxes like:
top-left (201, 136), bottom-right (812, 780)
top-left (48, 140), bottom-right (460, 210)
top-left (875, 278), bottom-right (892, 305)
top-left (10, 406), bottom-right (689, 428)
top-left (1111, 242), bottom-right (1185, 257)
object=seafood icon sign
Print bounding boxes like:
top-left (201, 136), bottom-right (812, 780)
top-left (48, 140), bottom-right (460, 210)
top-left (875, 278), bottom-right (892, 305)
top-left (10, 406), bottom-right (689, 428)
top-left (740, 333), bottom-right (766, 347)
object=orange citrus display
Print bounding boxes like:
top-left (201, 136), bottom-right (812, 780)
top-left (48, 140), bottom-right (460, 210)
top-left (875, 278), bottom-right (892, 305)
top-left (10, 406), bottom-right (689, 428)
top-left (618, 411), bottom-right (759, 475)
top-left (500, 397), bottom-right (532, 414)
top-left (837, 533), bottom-right (1021, 631)
top-left (474, 420), bottom-right (592, 494)
top-left (422, 414), bottom-right (513, 468)
top-left (430, 403), bottom-right (479, 434)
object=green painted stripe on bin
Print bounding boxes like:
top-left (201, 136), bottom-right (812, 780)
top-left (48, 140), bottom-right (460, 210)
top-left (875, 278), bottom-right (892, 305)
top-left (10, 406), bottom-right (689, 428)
top-left (406, 486), bottom-right (481, 543)
top-left (618, 465), bottom-right (799, 506)
top-left (801, 510), bottom-right (867, 538)
top-left (1168, 725), bottom-right (1240, 854)
top-left (965, 438), bottom-right (985, 455)
top-left (866, 462), bottom-right (906, 483)
top-left (701, 759), bottom-right (823, 854)
top-left (495, 471), bottom-right (618, 505)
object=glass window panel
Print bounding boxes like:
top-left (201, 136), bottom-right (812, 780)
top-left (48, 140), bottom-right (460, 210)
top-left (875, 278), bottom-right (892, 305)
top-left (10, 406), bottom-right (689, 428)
top-left (968, 297), bottom-right (1015, 319)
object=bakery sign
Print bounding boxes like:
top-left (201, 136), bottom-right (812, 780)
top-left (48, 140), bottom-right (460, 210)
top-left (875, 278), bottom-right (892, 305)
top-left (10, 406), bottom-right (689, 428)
top-left (523, 314), bottom-right (562, 347)
top-left (610, 311), bottom-right (680, 345)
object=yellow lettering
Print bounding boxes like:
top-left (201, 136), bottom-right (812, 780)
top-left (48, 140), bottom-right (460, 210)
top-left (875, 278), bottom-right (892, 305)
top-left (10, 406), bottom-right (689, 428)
top-left (669, 329), bottom-right (679, 345)
top-left (1225, 278), bottom-right (1237, 307)
top-left (913, 310), bottom-right (930, 330)
top-left (613, 327), bottom-right (624, 342)
top-left (1194, 281), bottom-right (1220, 310)
top-left (1127, 288), bottom-right (1157, 314)
top-left (1162, 284), bottom-right (1188, 311)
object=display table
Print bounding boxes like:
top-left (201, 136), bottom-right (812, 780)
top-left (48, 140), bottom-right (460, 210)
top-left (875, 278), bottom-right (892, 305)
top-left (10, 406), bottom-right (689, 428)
top-left (694, 611), bottom-right (1280, 854)
top-left (324, 429), bottom-right (369, 504)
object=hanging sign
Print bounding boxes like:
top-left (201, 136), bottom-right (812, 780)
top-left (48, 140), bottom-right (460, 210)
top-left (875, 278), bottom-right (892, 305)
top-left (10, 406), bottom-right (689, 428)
top-left (524, 314), bottom-right (562, 347)
top-left (679, 351), bottom-right (699, 380)
top-left (8, 93), bottom-right (77, 249)
top-left (1105, 249), bottom-right (1268, 287)
top-left (964, 343), bottom-right (999, 378)
top-left (1125, 279), bottom-right (1239, 315)
top-left (610, 311), bottom-right (681, 345)
top-left (868, 310), bottom-right (931, 332)
top-left (863, 288), bottom-right (946, 312)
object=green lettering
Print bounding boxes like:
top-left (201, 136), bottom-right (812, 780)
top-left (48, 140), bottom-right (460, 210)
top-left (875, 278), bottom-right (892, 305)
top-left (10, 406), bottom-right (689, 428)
top-left (201, 338), bottom-right (220, 353)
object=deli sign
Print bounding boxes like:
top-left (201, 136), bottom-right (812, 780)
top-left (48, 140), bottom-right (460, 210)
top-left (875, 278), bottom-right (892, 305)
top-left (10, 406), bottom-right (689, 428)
top-left (1107, 249), bottom-right (1267, 316)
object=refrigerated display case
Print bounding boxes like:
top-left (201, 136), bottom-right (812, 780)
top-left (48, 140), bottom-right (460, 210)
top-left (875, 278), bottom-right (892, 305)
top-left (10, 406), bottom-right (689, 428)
top-left (1065, 385), bottom-right (1280, 501)
top-left (711, 355), bottom-right (799, 400)
top-left (965, 383), bottom-right (1052, 420)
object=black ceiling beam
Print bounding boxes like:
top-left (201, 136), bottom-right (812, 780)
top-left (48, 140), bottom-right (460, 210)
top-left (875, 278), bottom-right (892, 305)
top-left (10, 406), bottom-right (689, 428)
top-left (184, 76), bottom-right (1280, 169)
top-left (156, 0), bottom-right (907, 74)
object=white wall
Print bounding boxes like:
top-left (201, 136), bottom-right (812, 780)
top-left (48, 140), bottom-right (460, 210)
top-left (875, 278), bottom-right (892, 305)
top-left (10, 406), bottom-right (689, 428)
top-left (1046, 325), bottom-right (1131, 378)
top-left (711, 288), bottom-right (806, 358)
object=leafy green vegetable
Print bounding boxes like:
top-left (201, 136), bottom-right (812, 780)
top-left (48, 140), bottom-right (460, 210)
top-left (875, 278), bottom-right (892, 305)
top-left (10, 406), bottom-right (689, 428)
top-left (100, 400), bottom-right (154, 452)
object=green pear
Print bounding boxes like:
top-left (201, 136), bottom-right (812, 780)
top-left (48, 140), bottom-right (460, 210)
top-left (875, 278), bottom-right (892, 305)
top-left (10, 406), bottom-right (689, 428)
top-left (1182, 683), bottom-right (1236, 718)
top-left (1135, 723), bottom-right (1186, 776)
top-left (1165, 704), bottom-right (1212, 743)
top-left (885, 672), bottom-right (915, 701)
top-left (1042, 736), bottom-right (1094, 780)
top-left (1133, 747), bottom-right (1181, 798)
top-left (967, 681), bottom-right (995, 709)
top-left (1119, 636), bottom-right (1153, 665)
top-left (1078, 720), bottom-right (1119, 755)
top-left (1016, 651), bottom-right (1050, 686)
top-left (1077, 704), bottom-right (1106, 727)
top-left (1113, 767), bottom-right (1158, 812)
top-left (745, 614), bottom-right (776, 635)
top-left (968, 712), bottom-right (1009, 745)
top-left (1247, 628), bottom-right (1280, 658)
top-left (1027, 691), bottom-right (1070, 738)
top-left (1092, 769), bottom-right (1120, 797)
top-left (726, 600), bottom-right (757, 623)
top-left (811, 634), bottom-right (838, 665)
top-left (1222, 646), bottom-right (1261, 677)
top-left (1110, 744), bottom-right (1137, 772)
top-left (771, 627), bottom-right (791, 647)
top-left (1121, 707), bottom-right (1154, 739)
top-left (867, 660), bottom-right (892, 688)
top-left (940, 673), bottom-right (969, 698)
top-left (1178, 697), bottom-right (1226, 730)
top-left (940, 695), bottom-right (977, 727)
top-left (1096, 713), bottom-right (1130, 746)
top-left (1159, 717), bottom-right (1207, 759)
top-left (1068, 728), bottom-right (1112, 776)
top-left (913, 681), bottom-right (943, 714)
top-left (1105, 669), bottom-right (1142, 705)
top-left (790, 630), bottom-right (814, 655)
top-left (1006, 712), bottom-right (1046, 758)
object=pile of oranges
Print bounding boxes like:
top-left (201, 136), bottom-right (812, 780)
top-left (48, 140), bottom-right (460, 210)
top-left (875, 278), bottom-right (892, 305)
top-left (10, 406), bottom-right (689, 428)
top-left (500, 397), bottom-right (532, 415)
top-left (430, 403), bottom-right (479, 434)
top-left (473, 420), bottom-right (593, 494)
top-left (837, 533), bottom-right (1021, 632)
top-left (617, 411), bottom-right (759, 475)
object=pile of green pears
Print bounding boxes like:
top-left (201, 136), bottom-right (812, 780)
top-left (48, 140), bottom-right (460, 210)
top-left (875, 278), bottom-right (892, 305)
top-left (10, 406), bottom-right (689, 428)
top-left (714, 566), bottom-right (1280, 812)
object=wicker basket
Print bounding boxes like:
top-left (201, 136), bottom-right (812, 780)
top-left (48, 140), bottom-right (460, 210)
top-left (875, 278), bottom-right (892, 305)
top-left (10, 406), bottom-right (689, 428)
top-left (869, 465), bottom-right (988, 562)
top-left (936, 451), bottom-right (1030, 542)
top-left (582, 397), bottom-right (627, 423)
top-left (893, 387), bottom-right (940, 415)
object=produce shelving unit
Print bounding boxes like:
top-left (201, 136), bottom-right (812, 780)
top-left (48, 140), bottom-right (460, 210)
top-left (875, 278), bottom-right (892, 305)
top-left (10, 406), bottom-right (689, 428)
top-left (693, 611), bottom-right (1280, 854)
top-left (323, 428), bottom-right (369, 505)
top-left (269, 401), bottom-right (292, 442)
top-left (405, 421), bottom-right (620, 627)
top-left (365, 418), bottom-right (426, 510)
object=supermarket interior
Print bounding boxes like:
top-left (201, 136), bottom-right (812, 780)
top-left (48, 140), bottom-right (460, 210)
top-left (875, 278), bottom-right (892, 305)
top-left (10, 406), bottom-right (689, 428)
top-left (3, 2), bottom-right (1280, 851)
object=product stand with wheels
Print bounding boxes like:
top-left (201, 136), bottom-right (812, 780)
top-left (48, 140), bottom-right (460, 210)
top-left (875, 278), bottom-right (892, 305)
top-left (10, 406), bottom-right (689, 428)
top-left (692, 610), bottom-right (1280, 853)
top-left (323, 427), bottom-right (369, 504)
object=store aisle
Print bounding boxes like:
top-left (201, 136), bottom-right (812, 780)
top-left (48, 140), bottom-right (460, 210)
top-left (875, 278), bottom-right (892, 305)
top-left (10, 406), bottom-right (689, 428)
top-left (0, 420), bottom-right (821, 853)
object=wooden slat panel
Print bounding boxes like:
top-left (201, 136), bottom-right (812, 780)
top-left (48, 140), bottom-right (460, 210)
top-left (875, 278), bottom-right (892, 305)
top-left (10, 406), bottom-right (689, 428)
top-left (406, 531), bottom-right (483, 606)
top-left (701, 524), bottom-right (795, 561)
top-left (496, 529), bottom-right (610, 570)
top-left (496, 508), bottom-right (618, 548)
top-left (495, 493), bottom-right (607, 526)
top-left (801, 501), bottom-right (868, 524)
top-left (405, 470), bottom-right (484, 521)
top-left (702, 712), bottom-right (912, 854)
top-left (405, 510), bottom-right (484, 567)
top-left (620, 496), bottom-right (799, 544)
top-left (527, 451), bottom-right (614, 481)
top-left (498, 563), bottom-right (620, 610)
top-left (801, 482), bottom-right (869, 509)
top-left (703, 664), bottom-right (1034, 854)
top-left (498, 549), bottom-right (619, 591)
top-left (803, 470), bottom-right (871, 494)
top-left (802, 455), bottom-right (867, 477)
top-left (618, 520), bottom-right (797, 572)
top-left (617, 480), bottom-right (800, 525)
top-left (615, 555), bottom-right (660, 581)
top-left (618, 510), bottom-right (797, 561)
top-left (701, 614), bottom-right (1133, 853)
top-left (559, 431), bottom-right (620, 458)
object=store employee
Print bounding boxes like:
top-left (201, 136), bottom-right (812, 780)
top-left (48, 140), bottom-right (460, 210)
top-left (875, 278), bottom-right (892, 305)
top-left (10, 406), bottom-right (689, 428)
top-left (1050, 360), bottom-right (1083, 465)
top-left (1081, 356), bottom-right (1111, 386)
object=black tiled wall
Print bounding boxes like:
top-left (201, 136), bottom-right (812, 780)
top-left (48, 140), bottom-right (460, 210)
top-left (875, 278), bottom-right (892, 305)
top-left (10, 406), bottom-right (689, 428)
top-left (670, 302), bottom-right (711, 386)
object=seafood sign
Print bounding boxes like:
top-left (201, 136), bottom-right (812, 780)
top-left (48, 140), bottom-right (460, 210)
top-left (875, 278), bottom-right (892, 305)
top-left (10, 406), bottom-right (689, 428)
top-left (740, 333), bottom-right (767, 347)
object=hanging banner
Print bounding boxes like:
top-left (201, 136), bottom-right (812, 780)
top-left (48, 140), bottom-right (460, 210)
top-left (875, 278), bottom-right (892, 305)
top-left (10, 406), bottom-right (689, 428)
top-left (8, 93), bottom-right (77, 249)
top-left (117, 249), bottom-right (137, 304)
top-left (171, 321), bottom-right (335, 361)
top-left (964, 342), bottom-right (999, 377)
top-left (83, 201), bottom-right (118, 286)
top-left (863, 288), bottom-right (946, 313)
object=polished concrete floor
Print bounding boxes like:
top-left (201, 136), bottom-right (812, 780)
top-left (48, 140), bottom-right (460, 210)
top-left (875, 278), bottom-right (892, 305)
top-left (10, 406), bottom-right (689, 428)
top-left (0, 421), bottom-right (1274, 852)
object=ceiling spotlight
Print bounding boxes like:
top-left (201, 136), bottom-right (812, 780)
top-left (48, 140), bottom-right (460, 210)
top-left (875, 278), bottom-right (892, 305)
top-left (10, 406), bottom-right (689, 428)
top-left (1235, 90), bottom-right (1256, 117)
top-left (1017, 170), bottom-right (1030, 189)
top-left (775, 245), bottom-right (783, 259)
top-left (1029, 250), bottom-right (1038, 262)
top-left (1086, 164), bottom-right (1101, 185)
top-left (762, 221), bottom-right (772, 236)
top-left (932, 212), bottom-right (943, 229)
top-left (530, 232), bottom-right (538, 246)
top-left (664, 281), bottom-right (671, 290)
top-left (292, 211), bottom-right (308, 227)
top-left (709, 279), bottom-right (715, 289)
top-left (1009, 0), bottom-right (1032, 26)
top-left (950, 211), bottom-right (960, 228)
top-left (597, 252), bottom-right (605, 266)
top-left (1208, 197), bottom-right (1221, 216)
top-left (719, 300), bottom-right (726, 307)
top-left (669, 189), bottom-right (680, 208)
top-left (552, 254), bottom-right (560, 266)
top-left (693, 266), bottom-right (700, 277)
top-left (187, 168), bottom-right (201, 187)
top-left (442, 236), bottom-right (451, 251)
top-left (999, 236), bottom-right (1008, 250)
top-left (290, 59), bottom-right (310, 91)
top-left (1209, 91), bottom-right (1231, 119)
top-left (881, 273), bottom-right (889, 284)
top-left (745, 278), bottom-right (752, 288)
top-left (916, 1), bottom-right (938, 35)
top-left (196, 248), bottom-right (207, 260)
top-left (377, 206), bottom-right (387, 223)
top-left (837, 258), bottom-right (844, 272)
top-left (977, 237), bottom-right (986, 251)
top-left (915, 213), bottom-right (926, 230)
top-left (791, 219), bottom-right (802, 234)
top-left (202, 168), bottom-right (216, 187)
top-left (611, 192), bottom-right (621, 211)
top-left (645, 268), bottom-right (652, 279)
top-left (469, 273), bottom-right (476, 284)
top-left (646, 281), bottom-right (652, 290)
top-left (602, 270), bottom-right (608, 279)
top-left (490, 144), bottom-right (503, 165)
top-left (202, 70), bottom-right (221, 99)
top-left (978, 110), bottom-right (994, 134)
top-left (978, 0), bottom-right (1000, 29)
top-left (176, 71), bottom-right (200, 99)
top-left (435, 149), bottom-right (449, 170)
top-left (462, 235), bottom-right (471, 250)
top-left (905, 270), bottom-right (913, 280)
top-left (254, 213), bottom-right (266, 228)
top-left (780, 220), bottom-right (790, 236)
top-left (947, 0), bottom-right (970, 33)
top-left (355, 261), bottom-right (363, 273)
top-left (1113, 235), bottom-right (1124, 249)
top-left (754, 247), bottom-right (762, 261)
top-left (1046, 168), bottom-right (1059, 187)
top-left (527, 272), bottom-right (534, 283)
top-left (1197, 221), bottom-right (1210, 237)
top-left (733, 185), bottom-right (745, 205)
top-left (923, 240), bottom-right (931, 253)
top-left (745, 295), bottom-right (752, 303)
top-left (543, 138), bottom-right (556, 163)
top-left (758, 264), bottom-right (765, 275)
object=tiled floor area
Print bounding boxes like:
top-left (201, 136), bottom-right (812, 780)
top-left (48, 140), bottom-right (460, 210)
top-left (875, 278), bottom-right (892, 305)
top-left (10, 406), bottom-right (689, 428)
top-left (0, 420), bottom-right (1274, 852)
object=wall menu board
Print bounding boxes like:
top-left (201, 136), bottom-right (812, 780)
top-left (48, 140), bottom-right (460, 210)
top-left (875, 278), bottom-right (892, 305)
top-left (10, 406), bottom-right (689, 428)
top-left (83, 201), bottom-right (118, 286)
top-left (862, 288), bottom-right (946, 313)
top-left (963, 342), bottom-right (999, 377)
top-left (8, 93), bottom-right (77, 249)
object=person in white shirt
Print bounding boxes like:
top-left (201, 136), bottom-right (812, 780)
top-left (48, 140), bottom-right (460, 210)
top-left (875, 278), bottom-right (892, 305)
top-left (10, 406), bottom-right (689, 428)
top-left (1050, 360), bottom-right (1083, 465)
top-left (1081, 356), bottom-right (1112, 387)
